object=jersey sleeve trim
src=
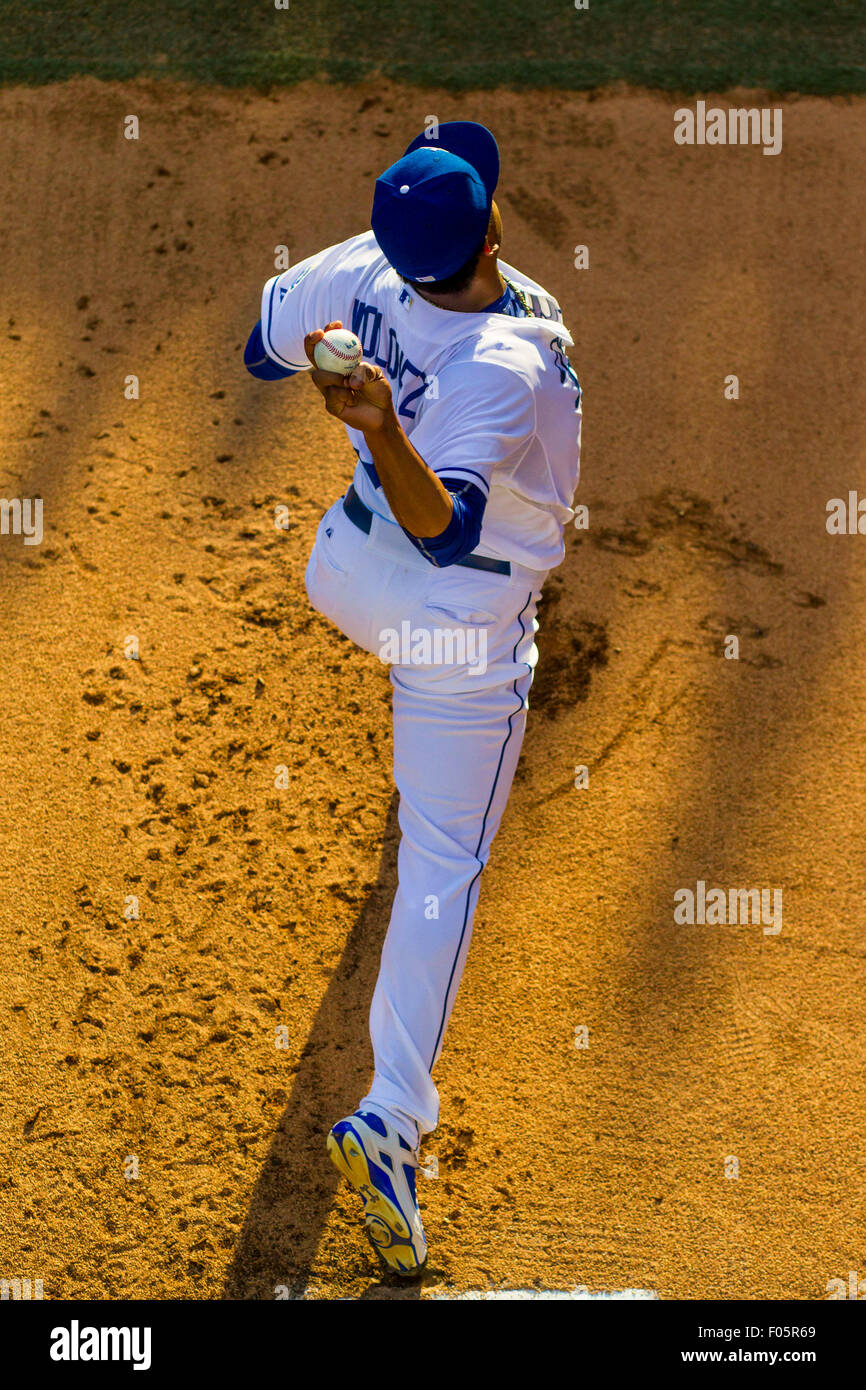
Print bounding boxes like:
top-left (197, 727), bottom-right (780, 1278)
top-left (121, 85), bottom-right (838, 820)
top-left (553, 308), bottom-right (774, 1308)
top-left (435, 466), bottom-right (490, 495)
top-left (401, 478), bottom-right (487, 568)
top-left (244, 320), bottom-right (299, 380)
top-left (260, 274), bottom-right (311, 372)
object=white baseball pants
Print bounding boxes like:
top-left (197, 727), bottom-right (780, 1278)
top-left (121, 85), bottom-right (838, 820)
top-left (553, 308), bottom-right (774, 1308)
top-left (304, 494), bottom-right (546, 1149)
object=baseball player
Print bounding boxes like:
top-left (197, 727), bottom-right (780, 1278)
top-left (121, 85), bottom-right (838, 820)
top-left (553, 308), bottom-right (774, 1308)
top-left (245, 121), bottom-right (581, 1276)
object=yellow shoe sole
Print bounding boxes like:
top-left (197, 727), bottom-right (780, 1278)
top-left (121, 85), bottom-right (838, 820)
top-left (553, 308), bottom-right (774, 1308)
top-left (327, 1127), bottom-right (425, 1277)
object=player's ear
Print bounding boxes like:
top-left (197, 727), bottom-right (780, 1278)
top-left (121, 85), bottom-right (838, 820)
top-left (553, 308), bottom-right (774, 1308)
top-left (486, 200), bottom-right (502, 256)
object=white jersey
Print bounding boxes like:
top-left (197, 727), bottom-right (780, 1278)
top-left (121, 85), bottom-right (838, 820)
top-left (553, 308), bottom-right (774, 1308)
top-left (260, 231), bottom-right (581, 571)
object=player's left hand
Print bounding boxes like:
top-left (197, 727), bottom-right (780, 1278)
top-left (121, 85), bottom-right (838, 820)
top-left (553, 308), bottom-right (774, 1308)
top-left (305, 324), bottom-right (394, 433)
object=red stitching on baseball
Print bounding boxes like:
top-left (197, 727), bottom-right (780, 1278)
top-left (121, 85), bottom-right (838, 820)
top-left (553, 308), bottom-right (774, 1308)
top-left (322, 340), bottom-right (360, 361)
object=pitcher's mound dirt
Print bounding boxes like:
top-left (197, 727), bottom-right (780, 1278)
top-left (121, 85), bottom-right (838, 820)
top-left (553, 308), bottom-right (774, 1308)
top-left (0, 78), bottom-right (863, 1300)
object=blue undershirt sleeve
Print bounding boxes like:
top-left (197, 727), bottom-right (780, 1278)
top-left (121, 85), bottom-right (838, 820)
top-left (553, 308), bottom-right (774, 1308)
top-left (402, 478), bottom-right (488, 568)
top-left (244, 320), bottom-right (299, 380)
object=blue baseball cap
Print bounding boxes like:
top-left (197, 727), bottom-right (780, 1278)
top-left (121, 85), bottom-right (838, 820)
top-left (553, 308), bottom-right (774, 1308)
top-left (371, 121), bottom-right (500, 283)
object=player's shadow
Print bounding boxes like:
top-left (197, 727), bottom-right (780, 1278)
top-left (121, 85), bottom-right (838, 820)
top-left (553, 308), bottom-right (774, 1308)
top-left (222, 791), bottom-right (401, 1300)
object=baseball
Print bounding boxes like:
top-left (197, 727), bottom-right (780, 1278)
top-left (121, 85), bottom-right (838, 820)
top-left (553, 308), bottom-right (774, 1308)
top-left (314, 328), bottom-right (363, 375)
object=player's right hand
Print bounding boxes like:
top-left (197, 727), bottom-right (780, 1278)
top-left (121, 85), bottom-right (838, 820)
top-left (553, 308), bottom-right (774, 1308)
top-left (304, 321), bottom-right (346, 368)
top-left (305, 323), bottom-right (394, 434)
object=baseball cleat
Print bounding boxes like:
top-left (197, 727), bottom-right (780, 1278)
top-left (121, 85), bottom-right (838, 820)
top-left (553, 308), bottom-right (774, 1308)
top-left (327, 1110), bottom-right (427, 1276)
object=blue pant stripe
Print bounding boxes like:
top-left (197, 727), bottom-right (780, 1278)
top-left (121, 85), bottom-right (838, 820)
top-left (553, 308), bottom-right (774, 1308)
top-left (427, 590), bottom-right (534, 1070)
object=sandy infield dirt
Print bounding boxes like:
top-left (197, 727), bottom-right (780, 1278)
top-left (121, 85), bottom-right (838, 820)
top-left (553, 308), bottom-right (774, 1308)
top-left (0, 77), bottom-right (863, 1301)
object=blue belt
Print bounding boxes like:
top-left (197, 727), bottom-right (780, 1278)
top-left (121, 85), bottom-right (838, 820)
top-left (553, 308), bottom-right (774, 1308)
top-left (342, 485), bottom-right (511, 576)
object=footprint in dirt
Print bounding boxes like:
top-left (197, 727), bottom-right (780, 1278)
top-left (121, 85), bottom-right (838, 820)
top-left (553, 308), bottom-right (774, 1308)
top-left (586, 488), bottom-right (786, 577)
top-left (506, 175), bottom-right (617, 243)
top-left (697, 612), bottom-right (784, 667)
top-left (504, 187), bottom-right (569, 248)
top-left (532, 578), bottom-right (609, 719)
